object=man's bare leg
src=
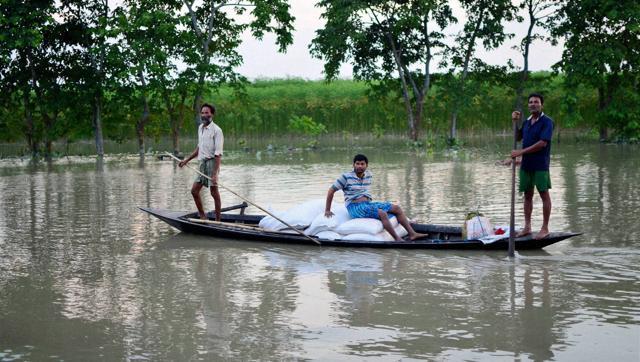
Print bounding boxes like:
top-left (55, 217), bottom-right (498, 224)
top-left (210, 185), bottom-right (222, 222)
top-left (517, 189), bottom-right (534, 237)
top-left (378, 209), bottom-right (401, 241)
top-left (191, 182), bottom-right (207, 219)
top-left (535, 190), bottom-right (551, 239)
top-left (389, 204), bottom-right (427, 241)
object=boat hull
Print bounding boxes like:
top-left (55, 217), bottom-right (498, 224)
top-left (140, 207), bottom-right (580, 250)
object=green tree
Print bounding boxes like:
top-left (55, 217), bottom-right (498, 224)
top-left (553, 0), bottom-right (640, 141)
top-left (442, 0), bottom-right (516, 142)
top-left (513, 0), bottom-right (557, 114)
top-left (114, 0), bottom-right (187, 156)
top-left (181, 0), bottom-right (295, 126)
top-left (0, 0), bottom-right (76, 159)
top-left (311, 0), bottom-right (456, 141)
top-left (59, 0), bottom-right (126, 157)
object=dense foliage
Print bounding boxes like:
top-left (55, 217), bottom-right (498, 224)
top-left (1, 0), bottom-right (638, 158)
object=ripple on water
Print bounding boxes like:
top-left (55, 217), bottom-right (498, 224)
top-left (1, 146), bottom-right (639, 361)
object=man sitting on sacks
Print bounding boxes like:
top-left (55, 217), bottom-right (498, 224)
top-left (324, 154), bottom-right (427, 242)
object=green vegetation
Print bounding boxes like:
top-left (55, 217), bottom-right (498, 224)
top-left (209, 74), bottom-right (598, 138)
top-left (0, 74), bottom-right (614, 156)
top-left (1, 0), bottom-right (637, 159)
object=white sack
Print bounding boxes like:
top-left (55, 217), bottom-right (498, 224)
top-left (257, 209), bottom-right (286, 230)
top-left (335, 216), bottom-right (398, 235)
top-left (315, 230), bottom-right (342, 240)
top-left (304, 203), bottom-right (351, 235)
top-left (395, 224), bottom-right (408, 238)
top-left (377, 225), bottom-right (409, 241)
top-left (341, 233), bottom-right (387, 241)
top-left (259, 199), bottom-right (327, 231)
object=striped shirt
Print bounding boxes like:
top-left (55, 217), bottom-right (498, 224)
top-left (197, 121), bottom-right (224, 160)
top-left (332, 170), bottom-right (373, 205)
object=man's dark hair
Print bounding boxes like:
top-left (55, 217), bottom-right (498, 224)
top-left (528, 93), bottom-right (544, 105)
top-left (200, 103), bottom-right (216, 115)
top-left (353, 154), bottom-right (368, 164)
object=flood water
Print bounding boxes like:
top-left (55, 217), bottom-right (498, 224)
top-left (0, 141), bottom-right (638, 361)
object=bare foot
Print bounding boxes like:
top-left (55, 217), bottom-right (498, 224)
top-left (198, 213), bottom-right (208, 220)
top-left (409, 233), bottom-right (428, 241)
top-left (534, 229), bottom-right (550, 240)
top-left (515, 228), bottom-right (531, 237)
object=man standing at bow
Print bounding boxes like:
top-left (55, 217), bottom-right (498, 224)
top-left (511, 93), bottom-right (554, 239)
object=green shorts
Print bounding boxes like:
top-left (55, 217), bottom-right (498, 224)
top-left (519, 169), bottom-right (551, 193)
top-left (195, 159), bottom-right (216, 188)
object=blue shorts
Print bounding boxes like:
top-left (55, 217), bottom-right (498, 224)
top-left (347, 201), bottom-right (393, 219)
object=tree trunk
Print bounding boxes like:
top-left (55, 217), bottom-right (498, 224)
top-left (384, 31), bottom-right (418, 141)
top-left (136, 99), bottom-right (149, 157)
top-left (164, 87), bottom-right (187, 156)
top-left (414, 94), bottom-right (425, 140)
top-left (597, 73), bottom-right (620, 142)
top-left (597, 86), bottom-right (609, 142)
top-left (515, 1), bottom-right (536, 113)
top-left (448, 12), bottom-right (483, 143)
top-left (193, 73), bottom-right (205, 127)
top-left (171, 125), bottom-right (180, 156)
top-left (92, 91), bottom-right (105, 157)
top-left (176, 91), bottom-right (187, 155)
top-left (449, 112), bottom-right (458, 140)
top-left (43, 113), bottom-right (54, 161)
top-left (137, 71), bottom-right (151, 157)
top-left (23, 90), bottom-right (38, 158)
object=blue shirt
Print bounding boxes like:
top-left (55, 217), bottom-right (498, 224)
top-left (332, 170), bottom-right (373, 206)
top-left (521, 113), bottom-right (554, 171)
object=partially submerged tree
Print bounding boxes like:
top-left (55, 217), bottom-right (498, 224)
top-left (311, 0), bottom-right (456, 141)
top-left (513, 0), bottom-right (557, 114)
top-left (115, 0), bottom-right (187, 156)
top-left (553, 0), bottom-right (640, 141)
top-left (60, 0), bottom-right (126, 157)
top-left (0, 0), bottom-right (75, 159)
top-left (182, 0), bottom-right (295, 126)
top-left (443, 0), bottom-right (516, 142)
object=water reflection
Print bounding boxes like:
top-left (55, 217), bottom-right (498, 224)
top-left (0, 143), bottom-right (638, 360)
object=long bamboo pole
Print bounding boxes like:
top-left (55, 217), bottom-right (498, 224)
top-left (508, 118), bottom-right (518, 257)
top-left (165, 152), bottom-right (321, 245)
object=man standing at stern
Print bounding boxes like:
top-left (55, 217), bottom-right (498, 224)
top-left (179, 103), bottom-right (224, 221)
top-left (325, 154), bottom-right (427, 242)
top-left (511, 93), bottom-right (554, 239)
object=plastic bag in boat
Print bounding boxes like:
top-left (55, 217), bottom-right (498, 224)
top-left (462, 212), bottom-right (494, 239)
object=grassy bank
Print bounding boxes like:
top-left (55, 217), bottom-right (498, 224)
top-left (208, 76), bottom-right (598, 138)
top-left (1, 75), bottom-right (604, 157)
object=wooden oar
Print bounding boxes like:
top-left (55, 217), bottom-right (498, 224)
top-left (165, 152), bottom-right (321, 245)
top-left (508, 117), bottom-right (518, 257)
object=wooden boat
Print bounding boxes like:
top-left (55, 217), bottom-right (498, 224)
top-left (140, 203), bottom-right (580, 250)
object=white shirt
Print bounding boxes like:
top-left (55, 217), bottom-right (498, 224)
top-left (197, 121), bottom-right (224, 160)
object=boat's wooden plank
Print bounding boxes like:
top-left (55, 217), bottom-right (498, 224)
top-left (187, 218), bottom-right (263, 230)
top-left (219, 202), bottom-right (248, 213)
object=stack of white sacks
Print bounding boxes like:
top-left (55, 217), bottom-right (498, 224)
top-left (258, 199), bottom-right (408, 241)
